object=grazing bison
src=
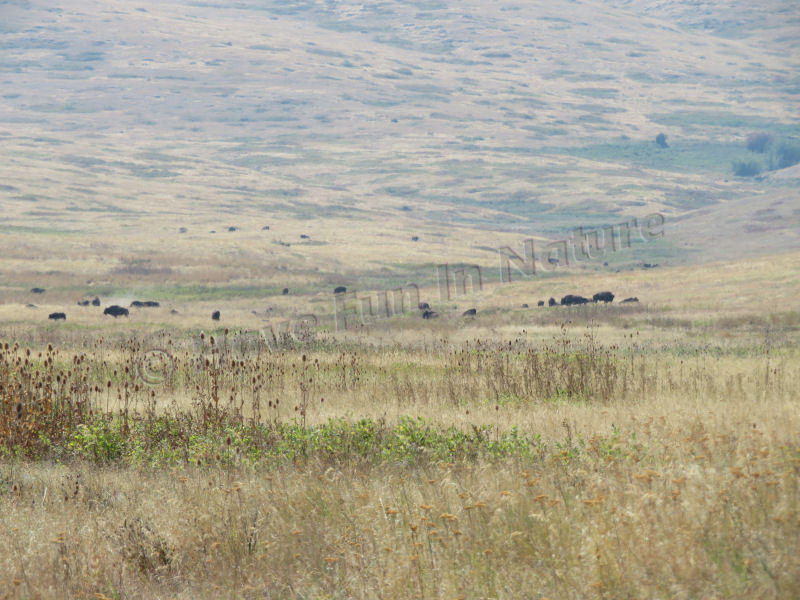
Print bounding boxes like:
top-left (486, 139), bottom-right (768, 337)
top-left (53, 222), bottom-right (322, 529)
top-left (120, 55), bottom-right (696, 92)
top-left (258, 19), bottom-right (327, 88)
top-left (334, 286), bottom-right (347, 294)
top-left (522, 303), bottom-right (529, 308)
top-left (131, 300), bottom-right (160, 308)
top-left (418, 302), bottom-right (430, 310)
top-left (282, 288), bottom-right (289, 295)
top-left (621, 297), bottom-right (639, 303)
top-left (411, 236), bottom-right (419, 242)
top-left (91, 296), bottom-right (100, 306)
top-left (422, 310), bottom-right (439, 319)
top-left (537, 300), bottom-right (545, 307)
top-left (462, 308), bottom-right (477, 317)
top-left (31, 288), bottom-right (45, 294)
top-left (548, 297), bottom-right (557, 307)
top-left (212, 310), bottom-right (221, 321)
top-left (48, 312), bottom-right (66, 321)
top-left (77, 300), bottom-right (90, 306)
top-left (592, 291), bottom-right (615, 303)
top-left (300, 234), bottom-right (310, 239)
top-left (104, 305), bottom-right (129, 318)
top-left (228, 226), bottom-right (238, 232)
top-left (561, 294), bottom-right (590, 306)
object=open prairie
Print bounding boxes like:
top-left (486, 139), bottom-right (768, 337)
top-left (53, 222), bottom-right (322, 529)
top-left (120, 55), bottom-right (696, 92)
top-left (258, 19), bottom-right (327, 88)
top-left (1, 0), bottom-right (799, 598)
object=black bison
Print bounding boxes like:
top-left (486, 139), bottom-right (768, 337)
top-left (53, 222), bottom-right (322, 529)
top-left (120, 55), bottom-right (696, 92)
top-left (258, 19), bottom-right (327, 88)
top-left (262, 225), bottom-right (270, 230)
top-left (522, 303), bottom-right (529, 308)
top-left (592, 291), bottom-right (615, 303)
top-left (282, 288), bottom-right (289, 295)
top-left (131, 300), bottom-right (160, 308)
top-left (548, 297), bottom-right (557, 307)
top-left (561, 294), bottom-right (590, 306)
top-left (48, 312), bottom-right (66, 321)
top-left (91, 296), bottom-right (100, 306)
top-left (334, 286), bottom-right (347, 294)
top-left (77, 300), bottom-right (90, 306)
top-left (462, 308), bottom-right (477, 317)
top-left (422, 310), bottom-right (439, 319)
top-left (179, 227), bottom-right (188, 233)
top-left (411, 236), bottom-right (419, 242)
top-left (300, 234), bottom-right (310, 239)
top-left (621, 297), bottom-right (639, 303)
top-left (212, 310), bottom-right (221, 321)
top-left (642, 263), bottom-right (658, 269)
top-left (418, 302), bottom-right (430, 310)
top-left (228, 226), bottom-right (238, 232)
top-left (547, 258), bottom-right (559, 265)
top-left (104, 305), bottom-right (129, 318)
top-left (537, 300), bottom-right (545, 307)
top-left (30, 288), bottom-right (45, 294)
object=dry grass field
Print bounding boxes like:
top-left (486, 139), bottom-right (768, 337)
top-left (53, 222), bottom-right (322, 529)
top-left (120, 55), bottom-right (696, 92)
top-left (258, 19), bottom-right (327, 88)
top-left (1, 0), bottom-right (799, 598)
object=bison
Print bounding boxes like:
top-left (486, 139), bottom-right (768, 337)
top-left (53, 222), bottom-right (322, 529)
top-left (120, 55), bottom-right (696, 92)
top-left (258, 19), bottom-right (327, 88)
top-left (334, 286), bottom-right (347, 294)
top-left (621, 297), bottom-right (639, 303)
top-left (422, 310), bottom-right (439, 319)
top-left (30, 288), bottom-right (45, 294)
top-left (537, 300), bottom-right (545, 307)
top-left (418, 302), bottom-right (430, 310)
top-left (548, 297), bottom-right (557, 307)
top-left (522, 303), bottom-right (529, 308)
top-left (592, 291), bottom-right (615, 303)
top-left (462, 308), bottom-right (477, 317)
top-left (77, 300), bottom-right (90, 306)
top-left (300, 234), bottom-right (310, 239)
top-left (104, 305), bottom-right (129, 318)
top-left (561, 294), bottom-right (590, 306)
top-left (228, 226), bottom-right (238, 232)
top-left (282, 288), bottom-right (289, 295)
top-left (131, 300), bottom-right (160, 308)
top-left (91, 296), bottom-right (100, 306)
top-left (411, 236), bottom-right (419, 242)
top-left (212, 310), bottom-right (221, 321)
top-left (48, 312), bottom-right (66, 321)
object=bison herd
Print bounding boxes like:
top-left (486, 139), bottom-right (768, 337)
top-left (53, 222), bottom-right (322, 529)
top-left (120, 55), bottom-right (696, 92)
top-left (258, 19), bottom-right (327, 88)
top-left (524, 292), bottom-right (640, 308)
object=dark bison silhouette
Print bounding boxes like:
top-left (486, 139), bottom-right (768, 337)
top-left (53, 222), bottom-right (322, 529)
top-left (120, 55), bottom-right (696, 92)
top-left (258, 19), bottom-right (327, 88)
top-left (411, 236), bottom-right (419, 242)
top-left (593, 291), bottom-right (614, 303)
top-left (48, 312), bottom-right (66, 321)
top-left (621, 297), bottom-right (639, 303)
top-left (104, 305), bottom-right (129, 318)
top-left (131, 300), bottom-right (160, 308)
top-left (548, 297), bottom-right (557, 307)
top-left (418, 302), bottom-right (430, 310)
top-left (422, 310), bottom-right (439, 319)
top-left (561, 294), bottom-right (590, 306)
top-left (212, 310), bottom-right (221, 321)
top-left (462, 308), bottom-right (477, 317)
top-left (522, 303), bottom-right (529, 308)
top-left (228, 226), bottom-right (238, 232)
top-left (300, 234), bottom-right (310, 239)
top-left (262, 225), bottom-right (270, 230)
top-left (282, 288), bottom-right (289, 295)
top-left (334, 286), bottom-right (347, 294)
top-left (30, 288), bottom-right (45, 294)
top-left (91, 296), bottom-right (100, 306)
top-left (77, 300), bottom-right (90, 306)
top-left (537, 300), bottom-right (545, 307)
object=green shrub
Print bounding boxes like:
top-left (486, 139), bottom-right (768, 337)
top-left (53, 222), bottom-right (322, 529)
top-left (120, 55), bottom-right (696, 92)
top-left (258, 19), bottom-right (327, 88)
top-left (732, 159), bottom-right (761, 177)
